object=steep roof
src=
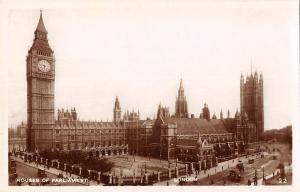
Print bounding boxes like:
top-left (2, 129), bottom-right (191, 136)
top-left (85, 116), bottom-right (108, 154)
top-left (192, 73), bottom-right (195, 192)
top-left (164, 118), bottom-right (231, 135)
top-left (36, 11), bottom-right (47, 32)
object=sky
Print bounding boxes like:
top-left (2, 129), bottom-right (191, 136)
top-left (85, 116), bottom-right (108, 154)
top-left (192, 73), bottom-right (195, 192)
top-left (6, 0), bottom-right (298, 129)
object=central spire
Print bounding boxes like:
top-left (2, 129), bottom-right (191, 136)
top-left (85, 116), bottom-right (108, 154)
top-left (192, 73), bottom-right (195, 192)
top-left (178, 78), bottom-right (185, 98)
top-left (175, 78), bottom-right (189, 118)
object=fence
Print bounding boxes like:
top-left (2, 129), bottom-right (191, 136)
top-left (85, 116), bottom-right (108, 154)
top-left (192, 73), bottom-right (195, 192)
top-left (16, 152), bottom-right (219, 185)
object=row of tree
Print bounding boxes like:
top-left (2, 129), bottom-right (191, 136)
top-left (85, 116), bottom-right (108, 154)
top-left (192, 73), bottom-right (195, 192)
top-left (213, 142), bottom-right (246, 157)
top-left (39, 149), bottom-right (114, 172)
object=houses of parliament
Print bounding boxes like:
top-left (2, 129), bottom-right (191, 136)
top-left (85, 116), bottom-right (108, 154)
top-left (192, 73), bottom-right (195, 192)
top-left (9, 12), bottom-right (264, 161)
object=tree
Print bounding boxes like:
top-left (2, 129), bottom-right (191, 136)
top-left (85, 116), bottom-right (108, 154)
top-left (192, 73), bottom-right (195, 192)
top-left (68, 150), bottom-right (88, 164)
top-left (57, 150), bottom-right (69, 164)
top-left (40, 149), bottom-right (58, 161)
top-left (214, 144), bottom-right (221, 157)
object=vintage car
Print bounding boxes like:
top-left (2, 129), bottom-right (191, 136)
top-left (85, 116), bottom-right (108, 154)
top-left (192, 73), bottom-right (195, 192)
top-left (58, 173), bottom-right (64, 178)
top-left (228, 170), bottom-right (241, 182)
top-left (236, 161), bottom-right (244, 172)
top-left (248, 159), bottom-right (254, 164)
top-left (9, 160), bottom-right (18, 182)
top-left (9, 160), bottom-right (17, 168)
top-left (9, 172), bottom-right (18, 180)
top-left (37, 169), bottom-right (50, 184)
top-left (272, 155), bottom-right (278, 160)
top-left (37, 169), bottom-right (47, 177)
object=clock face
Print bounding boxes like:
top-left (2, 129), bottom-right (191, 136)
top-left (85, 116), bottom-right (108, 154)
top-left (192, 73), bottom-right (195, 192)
top-left (38, 60), bottom-right (51, 73)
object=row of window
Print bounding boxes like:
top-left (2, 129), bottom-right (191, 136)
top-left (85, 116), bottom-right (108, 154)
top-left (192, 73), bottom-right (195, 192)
top-left (37, 50), bottom-right (51, 57)
top-left (58, 136), bottom-right (124, 140)
top-left (55, 129), bottom-right (124, 134)
top-left (56, 140), bottom-right (125, 147)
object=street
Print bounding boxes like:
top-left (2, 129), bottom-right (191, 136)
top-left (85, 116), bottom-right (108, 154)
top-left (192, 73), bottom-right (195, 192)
top-left (179, 142), bottom-right (292, 186)
top-left (10, 161), bottom-right (84, 186)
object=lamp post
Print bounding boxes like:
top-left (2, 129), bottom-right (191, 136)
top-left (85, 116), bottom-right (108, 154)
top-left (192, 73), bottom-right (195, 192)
top-left (262, 166), bottom-right (265, 184)
top-left (168, 147), bottom-right (170, 162)
top-left (196, 154), bottom-right (200, 174)
top-left (133, 151), bottom-right (135, 162)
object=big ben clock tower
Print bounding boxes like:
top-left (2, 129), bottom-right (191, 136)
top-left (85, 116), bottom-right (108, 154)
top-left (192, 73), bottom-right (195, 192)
top-left (26, 10), bottom-right (55, 152)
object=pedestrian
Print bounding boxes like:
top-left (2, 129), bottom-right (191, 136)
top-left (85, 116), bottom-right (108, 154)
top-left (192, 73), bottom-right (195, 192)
top-left (223, 180), bottom-right (226, 185)
top-left (222, 166), bottom-right (223, 171)
top-left (210, 179), bottom-right (214, 185)
top-left (247, 179), bottom-right (251, 185)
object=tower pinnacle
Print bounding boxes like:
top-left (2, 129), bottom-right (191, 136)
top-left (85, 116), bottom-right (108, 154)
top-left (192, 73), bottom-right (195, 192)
top-left (36, 9), bottom-right (47, 33)
top-left (113, 96), bottom-right (121, 123)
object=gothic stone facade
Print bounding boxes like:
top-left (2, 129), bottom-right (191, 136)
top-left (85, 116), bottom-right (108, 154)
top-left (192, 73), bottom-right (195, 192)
top-left (149, 79), bottom-right (261, 161)
top-left (240, 72), bottom-right (264, 141)
top-left (54, 108), bottom-right (128, 156)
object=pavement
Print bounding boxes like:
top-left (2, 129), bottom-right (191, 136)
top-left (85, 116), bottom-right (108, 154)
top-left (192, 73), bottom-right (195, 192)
top-left (10, 155), bottom-right (101, 186)
top-left (11, 161), bottom-right (83, 186)
top-left (154, 148), bottom-right (292, 186)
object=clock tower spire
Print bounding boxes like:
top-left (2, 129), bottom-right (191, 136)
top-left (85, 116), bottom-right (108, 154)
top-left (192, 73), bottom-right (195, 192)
top-left (26, 10), bottom-right (55, 152)
top-left (36, 10), bottom-right (47, 32)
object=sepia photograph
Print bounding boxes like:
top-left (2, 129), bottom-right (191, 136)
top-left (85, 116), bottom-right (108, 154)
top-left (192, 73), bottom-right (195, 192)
top-left (1, 0), bottom-right (298, 191)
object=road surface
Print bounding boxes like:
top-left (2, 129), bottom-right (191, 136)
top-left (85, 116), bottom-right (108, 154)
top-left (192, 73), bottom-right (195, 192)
top-left (10, 161), bottom-right (83, 186)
